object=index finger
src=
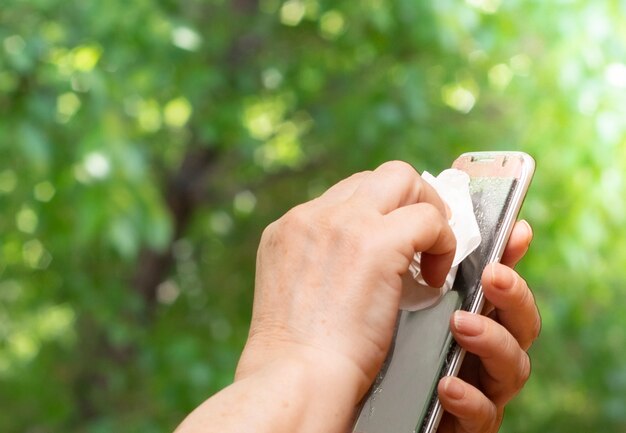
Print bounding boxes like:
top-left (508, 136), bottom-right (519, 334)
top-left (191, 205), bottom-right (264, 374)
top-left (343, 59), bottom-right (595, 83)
top-left (349, 161), bottom-right (448, 216)
top-left (385, 203), bottom-right (456, 287)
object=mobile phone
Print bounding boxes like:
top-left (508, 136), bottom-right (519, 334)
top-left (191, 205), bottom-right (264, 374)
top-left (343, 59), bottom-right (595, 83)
top-left (352, 151), bottom-right (535, 433)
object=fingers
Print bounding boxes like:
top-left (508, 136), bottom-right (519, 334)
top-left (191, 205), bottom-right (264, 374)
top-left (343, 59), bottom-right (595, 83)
top-left (384, 203), bottom-right (456, 287)
top-left (349, 161), bottom-right (448, 216)
top-left (482, 263), bottom-right (540, 351)
top-left (300, 161), bottom-right (458, 286)
top-left (318, 171), bottom-right (370, 204)
top-left (450, 311), bottom-right (531, 406)
top-left (438, 376), bottom-right (500, 433)
top-left (500, 220), bottom-right (533, 268)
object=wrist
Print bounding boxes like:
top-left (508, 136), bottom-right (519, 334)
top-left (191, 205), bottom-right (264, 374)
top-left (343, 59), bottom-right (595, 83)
top-left (235, 341), bottom-right (367, 432)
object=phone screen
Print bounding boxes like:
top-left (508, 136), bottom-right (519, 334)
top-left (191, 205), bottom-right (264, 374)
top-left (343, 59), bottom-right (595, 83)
top-left (353, 175), bottom-right (519, 433)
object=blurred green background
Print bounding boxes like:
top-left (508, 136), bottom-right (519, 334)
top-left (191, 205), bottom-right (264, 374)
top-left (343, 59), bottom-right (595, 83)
top-left (1, 0), bottom-right (625, 432)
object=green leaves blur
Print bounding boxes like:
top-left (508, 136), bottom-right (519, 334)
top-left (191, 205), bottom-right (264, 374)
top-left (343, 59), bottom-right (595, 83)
top-left (2, 0), bottom-right (626, 432)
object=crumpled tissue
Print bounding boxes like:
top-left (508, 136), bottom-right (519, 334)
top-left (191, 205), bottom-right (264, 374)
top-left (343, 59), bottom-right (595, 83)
top-left (399, 169), bottom-right (482, 311)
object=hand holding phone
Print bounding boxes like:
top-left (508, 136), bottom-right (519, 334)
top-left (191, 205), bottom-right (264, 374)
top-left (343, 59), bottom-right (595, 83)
top-left (436, 221), bottom-right (537, 433)
top-left (177, 157), bottom-right (538, 433)
top-left (353, 152), bottom-right (536, 433)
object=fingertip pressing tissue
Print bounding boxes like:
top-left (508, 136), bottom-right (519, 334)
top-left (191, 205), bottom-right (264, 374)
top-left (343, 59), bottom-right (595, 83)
top-left (399, 169), bottom-right (482, 311)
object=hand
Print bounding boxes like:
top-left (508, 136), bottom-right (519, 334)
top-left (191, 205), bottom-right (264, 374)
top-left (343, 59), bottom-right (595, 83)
top-left (235, 161), bottom-right (456, 430)
top-left (237, 160), bottom-right (456, 386)
top-left (437, 220), bottom-right (539, 433)
top-left (176, 162), bottom-right (538, 433)
top-left (177, 161), bottom-right (457, 433)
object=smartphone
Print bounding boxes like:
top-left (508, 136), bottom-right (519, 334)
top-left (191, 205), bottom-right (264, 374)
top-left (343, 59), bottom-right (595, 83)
top-left (352, 151), bottom-right (535, 433)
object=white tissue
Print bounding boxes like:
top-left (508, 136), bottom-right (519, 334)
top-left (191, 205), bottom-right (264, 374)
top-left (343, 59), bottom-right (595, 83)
top-left (399, 169), bottom-right (482, 311)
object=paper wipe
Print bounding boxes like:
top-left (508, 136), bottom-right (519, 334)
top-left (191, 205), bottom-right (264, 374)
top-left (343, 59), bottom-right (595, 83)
top-left (399, 169), bottom-right (482, 311)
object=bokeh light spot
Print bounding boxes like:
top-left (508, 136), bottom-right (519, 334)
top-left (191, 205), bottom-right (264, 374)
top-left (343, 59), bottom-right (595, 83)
top-left (84, 152), bottom-right (111, 180)
top-left (441, 83), bottom-right (477, 113)
top-left (33, 181), bottom-right (56, 202)
top-left (171, 26), bottom-right (202, 51)
top-left (16, 206), bottom-right (38, 234)
top-left (72, 45), bottom-right (102, 72)
top-left (280, 0), bottom-right (306, 26)
top-left (465, 0), bottom-right (501, 14)
top-left (23, 239), bottom-right (52, 270)
top-left (319, 10), bottom-right (346, 40)
top-left (605, 63), bottom-right (626, 88)
top-left (3, 35), bottom-right (26, 54)
top-left (56, 92), bottom-right (81, 123)
top-left (210, 211), bottom-right (234, 236)
top-left (488, 63), bottom-right (513, 90)
top-left (0, 170), bottom-right (17, 194)
top-left (233, 190), bottom-right (257, 215)
top-left (164, 97), bottom-right (193, 128)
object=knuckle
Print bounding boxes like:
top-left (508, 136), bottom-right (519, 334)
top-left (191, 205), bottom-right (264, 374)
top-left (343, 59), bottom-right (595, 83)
top-left (499, 325), bottom-right (518, 359)
top-left (266, 204), bottom-right (317, 245)
top-left (281, 204), bottom-right (311, 229)
top-left (380, 160), bottom-right (422, 187)
top-left (416, 202), bottom-right (445, 227)
top-left (513, 275), bottom-right (533, 309)
top-left (351, 170), bottom-right (373, 180)
top-left (512, 277), bottom-right (541, 347)
top-left (259, 220), bottom-right (279, 246)
top-left (379, 160), bottom-right (417, 176)
top-left (260, 220), bottom-right (275, 239)
top-left (515, 351), bottom-right (532, 390)
top-left (419, 201), bottom-right (440, 218)
top-left (529, 313), bottom-right (542, 343)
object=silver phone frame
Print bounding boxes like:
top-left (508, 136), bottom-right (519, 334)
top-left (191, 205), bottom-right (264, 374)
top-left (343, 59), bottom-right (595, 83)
top-left (421, 151), bottom-right (535, 433)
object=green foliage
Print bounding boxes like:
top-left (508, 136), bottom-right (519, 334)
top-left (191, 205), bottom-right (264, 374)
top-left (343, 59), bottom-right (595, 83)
top-left (2, 0), bottom-right (626, 432)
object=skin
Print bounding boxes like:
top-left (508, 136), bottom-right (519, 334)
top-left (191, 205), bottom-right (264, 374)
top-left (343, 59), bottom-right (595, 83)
top-left (175, 161), bottom-right (540, 433)
top-left (438, 222), bottom-right (538, 433)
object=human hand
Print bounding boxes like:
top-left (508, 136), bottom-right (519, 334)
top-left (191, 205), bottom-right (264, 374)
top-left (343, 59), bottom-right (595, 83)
top-left (437, 220), bottom-right (539, 433)
top-left (177, 162), bottom-right (539, 433)
top-left (235, 161), bottom-right (456, 425)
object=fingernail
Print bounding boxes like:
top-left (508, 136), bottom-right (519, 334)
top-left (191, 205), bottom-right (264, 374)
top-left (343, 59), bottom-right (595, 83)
top-left (520, 219), bottom-right (533, 240)
top-left (443, 377), bottom-right (465, 400)
top-left (453, 311), bottom-right (484, 337)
